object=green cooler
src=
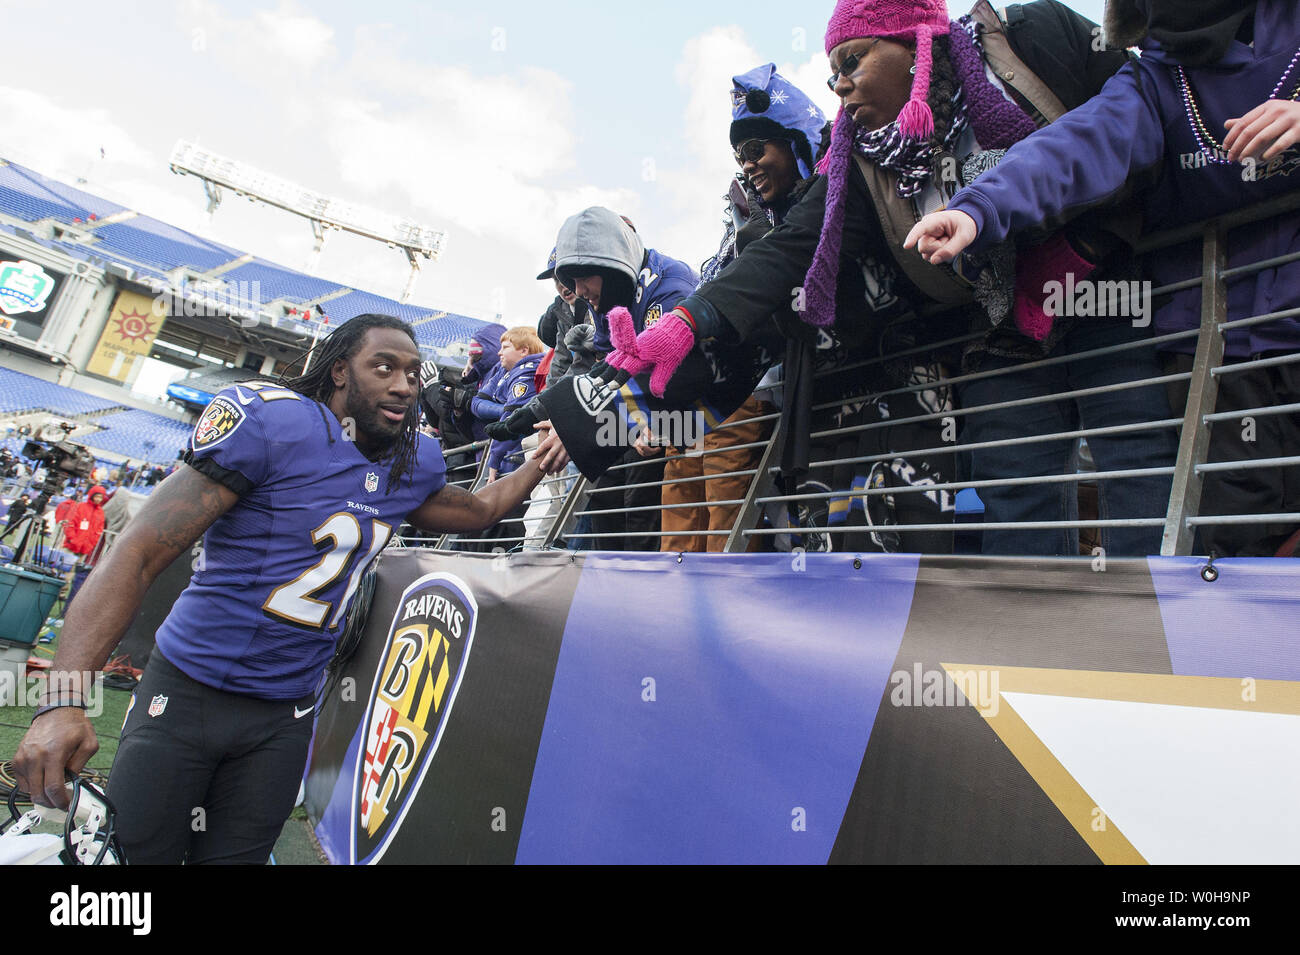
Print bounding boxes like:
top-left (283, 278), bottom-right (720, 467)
top-left (0, 565), bottom-right (64, 647)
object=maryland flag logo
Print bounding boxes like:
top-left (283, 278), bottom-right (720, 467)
top-left (512, 381), bottom-right (528, 399)
top-left (193, 396), bottom-right (245, 449)
top-left (350, 573), bottom-right (478, 864)
top-left (643, 304), bottom-right (662, 328)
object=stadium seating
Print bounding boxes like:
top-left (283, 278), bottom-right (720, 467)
top-left (0, 163), bottom-right (123, 223)
top-left (0, 366), bottom-right (193, 467)
top-left (218, 258), bottom-right (347, 305)
top-left (0, 158), bottom-right (491, 357)
top-left (80, 409), bottom-right (193, 463)
top-left (0, 436), bottom-right (28, 460)
top-left (91, 218), bottom-right (243, 273)
top-left (319, 292), bottom-right (482, 349)
top-left (0, 222), bottom-right (97, 263)
top-left (0, 367), bottom-right (122, 416)
top-left (319, 289), bottom-right (432, 325)
top-left (411, 313), bottom-right (493, 350)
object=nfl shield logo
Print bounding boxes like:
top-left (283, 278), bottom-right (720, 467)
top-left (148, 694), bottom-right (168, 718)
top-left (364, 472), bottom-right (379, 493)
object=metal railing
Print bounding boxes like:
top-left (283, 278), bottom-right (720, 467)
top-left (401, 194), bottom-right (1300, 558)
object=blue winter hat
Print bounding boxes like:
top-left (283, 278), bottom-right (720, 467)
top-left (729, 63), bottom-right (828, 179)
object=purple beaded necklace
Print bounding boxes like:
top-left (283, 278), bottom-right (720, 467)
top-left (1178, 44), bottom-right (1300, 165)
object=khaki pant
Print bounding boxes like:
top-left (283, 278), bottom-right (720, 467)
top-left (660, 395), bottom-right (774, 553)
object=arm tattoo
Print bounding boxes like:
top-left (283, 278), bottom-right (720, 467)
top-left (433, 485), bottom-right (475, 511)
top-left (132, 466), bottom-right (237, 557)
top-left (48, 465), bottom-right (237, 675)
top-left (406, 482), bottom-right (491, 533)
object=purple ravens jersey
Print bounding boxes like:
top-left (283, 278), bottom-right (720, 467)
top-left (592, 249), bottom-right (699, 353)
top-left (155, 382), bottom-right (447, 700)
top-left (636, 248), bottom-right (699, 329)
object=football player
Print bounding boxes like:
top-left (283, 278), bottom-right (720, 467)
top-left (14, 314), bottom-right (569, 864)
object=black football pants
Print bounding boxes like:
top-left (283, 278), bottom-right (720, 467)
top-left (106, 652), bottom-right (315, 865)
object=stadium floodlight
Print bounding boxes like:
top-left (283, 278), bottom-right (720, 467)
top-left (169, 140), bottom-right (447, 301)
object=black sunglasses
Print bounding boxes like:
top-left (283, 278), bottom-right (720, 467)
top-left (827, 39), bottom-right (880, 91)
top-left (734, 138), bottom-right (781, 165)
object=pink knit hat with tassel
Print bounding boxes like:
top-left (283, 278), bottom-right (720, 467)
top-left (824, 0), bottom-right (951, 141)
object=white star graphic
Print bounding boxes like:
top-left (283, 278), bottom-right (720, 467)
top-left (807, 105), bottom-right (820, 118)
top-left (770, 89), bottom-right (788, 104)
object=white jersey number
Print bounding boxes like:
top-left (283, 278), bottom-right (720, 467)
top-left (263, 513), bottom-right (392, 629)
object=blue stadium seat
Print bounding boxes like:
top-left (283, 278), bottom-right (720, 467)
top-left (91, 218), bottom-right (243, 272)
top-left (320, 290), bottom-right (433, 325)
top-left (411, 313), bottom-right (490, 349)
top-left (0, 368), bottom-right (122, 416)
top-left (0, 162), bottom-right (127, 222)
top-left (0, 159), bottom-right (491, 360)
top-left (80, 409), bottom-right (193, 464)
top-left (218, 259), bottom-right (345, 305)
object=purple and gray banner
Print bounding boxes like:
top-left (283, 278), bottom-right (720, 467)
top-left (305, 551), bottom-right (1300, 864)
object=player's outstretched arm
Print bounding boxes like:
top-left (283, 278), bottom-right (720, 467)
top-left (408, 423), bottom-right (570, 533)
top-left (14, 465), bottom-right (239, 808)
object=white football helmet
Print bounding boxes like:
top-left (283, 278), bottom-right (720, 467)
top-left (1, 777), bottom-right (125, 865)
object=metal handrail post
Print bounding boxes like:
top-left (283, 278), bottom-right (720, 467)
top-left (1161, 224), bottom-right (1227, 556)
top-left (724, 415), bottom-right (783, 553)
top-left (434, 451), bottom-right (490, 550)
top-left (539, 472), bottom-right (592, 550)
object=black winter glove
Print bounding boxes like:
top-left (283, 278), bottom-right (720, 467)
top-left (449, 385), bottom-right (474, 416)
top-left (488, 396), bottom-right (549, 440)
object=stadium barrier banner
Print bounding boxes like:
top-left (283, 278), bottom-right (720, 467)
top-left (86, 289), bottom-right (166, 383)
top-left (304, 550), bottom-right (1300, 864)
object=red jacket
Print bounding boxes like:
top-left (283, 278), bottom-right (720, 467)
top-left (535, 348), bottom-right (554, 393)
top-left (54, 498), bottom-right (75, 525)
top-left (64, 485), bottom-right (108, 556)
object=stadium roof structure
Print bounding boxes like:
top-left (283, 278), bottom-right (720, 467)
top-left (0, 158), bottom-right (488, 355)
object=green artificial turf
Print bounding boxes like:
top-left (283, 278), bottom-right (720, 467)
top-left (2, 630), bottom-right (326, 863)
top-left (0, 631), bottom-right (132, 778)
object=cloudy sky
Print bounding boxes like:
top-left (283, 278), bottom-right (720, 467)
top-left (1, 0), bottom-right (1105, 328)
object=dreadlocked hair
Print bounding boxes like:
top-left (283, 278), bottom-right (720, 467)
top-left (280, 313), bottom-right (422, 492)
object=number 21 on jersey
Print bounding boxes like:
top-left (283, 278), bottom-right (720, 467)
top-left (263, 512), bottom-right (392, 630)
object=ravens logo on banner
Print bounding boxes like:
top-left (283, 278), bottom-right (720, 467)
top-left (350, 573), bottom-right (479, 864)
top-left (193, 396), bottom-right (245, 449)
